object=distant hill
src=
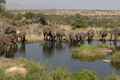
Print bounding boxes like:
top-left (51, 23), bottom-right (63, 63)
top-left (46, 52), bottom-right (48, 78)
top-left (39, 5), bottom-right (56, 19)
top-left (8, 9), bottom-right (120, 16)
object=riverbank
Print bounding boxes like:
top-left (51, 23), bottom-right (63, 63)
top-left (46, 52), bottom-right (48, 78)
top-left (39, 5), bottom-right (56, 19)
top-left (0, 58), bottom-right (119, 80)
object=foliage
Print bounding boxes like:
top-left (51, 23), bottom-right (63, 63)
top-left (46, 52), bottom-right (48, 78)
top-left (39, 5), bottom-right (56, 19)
top-left (0, 59), bottom-right (101, 80)
top-left (107, 75), bottom-right (120, 80)
top-left (71, 14), bottom-right (87, 28)
top-left (111, 52), bottom-right (120, 69)
top-left (98, 44), bottom-right (109, 48)
top-left (0, 59), bottom-right (119, 80)
top-left (73, 70), bottom-right (98, 80)
top-left (0, 0), bottom-right (6, 12)
top-left (72, 44), bottom-right (108, 61)
top-left (50, 68), bottom-right (72, 80)
top-left (14, 13), bottom-right (23, 20)
top-left (23, 11), bottom-right (35, 19)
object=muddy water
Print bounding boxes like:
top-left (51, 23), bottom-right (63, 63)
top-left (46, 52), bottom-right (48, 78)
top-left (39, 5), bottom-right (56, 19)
top-left (6, 41), bottom-right (120, 77)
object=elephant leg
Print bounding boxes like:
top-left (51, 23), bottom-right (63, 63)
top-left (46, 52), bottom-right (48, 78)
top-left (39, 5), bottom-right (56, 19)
top-left (110, 33), bottom-right (112, 41)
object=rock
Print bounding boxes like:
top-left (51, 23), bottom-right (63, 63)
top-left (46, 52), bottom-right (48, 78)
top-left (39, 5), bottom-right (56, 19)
top-left (103, 48), bottom-right (113, 53)
top-left (103, 59), bottom-right (111, 63)
top-left (5, 66), bottom-right (28, 77)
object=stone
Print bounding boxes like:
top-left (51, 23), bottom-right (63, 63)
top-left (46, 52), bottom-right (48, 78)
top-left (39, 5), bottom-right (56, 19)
top-left (5, 66), bottom-right (28, 77)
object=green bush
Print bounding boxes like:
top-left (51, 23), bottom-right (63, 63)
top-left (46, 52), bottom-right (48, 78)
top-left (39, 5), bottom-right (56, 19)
top-left (71, 14), bottom-right (87, 28)
top-left (111, 52), bottom-right (120, 69)
top-left (50, 68), bottom-right (72, 80)
top-left (72, 45), bottom-right (108, 61)
top-left (73, 70), bottom-right (98, 80)
top-left (107, 75), bottom-right (120, 80)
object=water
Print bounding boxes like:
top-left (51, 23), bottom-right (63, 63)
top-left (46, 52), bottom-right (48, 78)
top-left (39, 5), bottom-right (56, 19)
top-left (8, 41), bottom-right (120, 77)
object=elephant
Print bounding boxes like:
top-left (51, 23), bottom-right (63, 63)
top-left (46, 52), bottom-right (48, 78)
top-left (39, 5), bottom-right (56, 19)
top-left (78, 32), bottom-right (87, 43)
top-left (69, 32), bottom-right (76, 44)
top-left (69, 31), bottom-right (87, 45)
top-left (87, 29), bottom-right (95, 42)
top-left (43, 31), bottom-right (48, 41)
top-left (98, 30), bottom-right (108, 42)
top-left (0, 35), bottom-right (18, 56)
top-left (17, 33), bottom-right (26, 44)
top-left (110, 28), bottom-right (120, 41)
top-left (43, 30), bottom-right (55, 41)
top-left (56, 31), bottom-right (65, 42)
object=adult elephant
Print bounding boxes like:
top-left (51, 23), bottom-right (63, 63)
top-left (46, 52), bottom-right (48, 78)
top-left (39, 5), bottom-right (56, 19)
top-left (98, 30), bottom-right (108, 42)
top-left (43, 27), bottom-right (55, 41)
top-left (69, 31), bottom-right (87, 44)
top-left (56, 30), bottom-right (65, 42)
top-left (78, 32), bottom-right (87, 43)
top-left (87, 29), bottom-right (95, 42)
top-left (69, 32), bottom-right (76, 44)
top-left (110, 28), bottom-right (120, 41)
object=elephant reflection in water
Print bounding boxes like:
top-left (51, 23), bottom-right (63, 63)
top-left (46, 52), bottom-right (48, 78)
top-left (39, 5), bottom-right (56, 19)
top-left (42, 42), bottom-right (55, 57)
top-left (55, 42), bottom-right (63, 50)
top-left (17, 43), bottom-right (26, 53)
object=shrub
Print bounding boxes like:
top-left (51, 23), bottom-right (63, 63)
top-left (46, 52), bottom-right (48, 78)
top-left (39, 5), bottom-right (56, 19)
top-left (71, 14), bottom-right (87, 28)
top-left (111, 52), bottom-right (120, 69)
top-left (50, 68), bottom-right (72, 80)
top-left (72, 44), bottom-right (108, 61)
top-left (107, 75), bottom-right (120, 80)
top-left (73, 70), bottom-right (98, 80)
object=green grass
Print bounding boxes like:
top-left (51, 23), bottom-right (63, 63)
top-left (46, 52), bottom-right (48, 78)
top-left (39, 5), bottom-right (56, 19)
top-left (107, 75), bottom-right (120, 80)
top-left (0, 58), bottom-right (119, 80)
top-left (72, 44), bottom-right (110, 61)
top-left (73, 70), bottom-right (99, 80)
top-left (0, 59), bottom-right (99, 80)
top-left (111, 52), bottom-right (120, 69)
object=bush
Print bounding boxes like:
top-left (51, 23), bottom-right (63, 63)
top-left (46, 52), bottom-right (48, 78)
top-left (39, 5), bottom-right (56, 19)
top-left (111, 52), bottom-right (120, 69)
top-left (72, 44), bottom-right (109, 61)
top-left (71, 14), bottom-right (87, 28)
top-left (73, 70), bottom-right (98, 80)
top-left (107, 75), bottom-right (120, 80)
top-left (50, 68), bottom-right (72, 80)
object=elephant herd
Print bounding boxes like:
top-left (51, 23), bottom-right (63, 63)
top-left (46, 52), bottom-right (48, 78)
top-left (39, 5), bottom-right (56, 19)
top-left (43, 28), bottom-right (120, 44)
top-left (0, 27), bottom-right (26, 57)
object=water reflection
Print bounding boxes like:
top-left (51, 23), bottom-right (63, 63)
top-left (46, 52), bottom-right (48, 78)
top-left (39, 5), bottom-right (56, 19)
top-left (42, 41), bottom-right (64, 57)
top-left (55, 42), bottom-right (63, 50)
top-left (5, 43), bottom-right (26, 58)
top-left (111, 63), bottom-right (120, 70)
top-left (16, 43), bottom-right (26, 57)
top-left (10, 40), bottom-right (120, 77)
top-left (4, 51), bottom-right (16, 58)
top-left (42, 42), bottom-right (55, 57)
top-left (18, 43), bottom-right (26, 53)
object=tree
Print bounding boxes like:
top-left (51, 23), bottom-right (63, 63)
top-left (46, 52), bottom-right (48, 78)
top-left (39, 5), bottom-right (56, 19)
top-left (0, 0), bottom-right (6, 12)
top-left (72, 14), bottom-right (87, 29)
top-left (23, 11), bottom-right (35, 19)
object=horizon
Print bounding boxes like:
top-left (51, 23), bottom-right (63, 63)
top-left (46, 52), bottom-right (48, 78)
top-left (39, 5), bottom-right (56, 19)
top-left (6, 0), bottom-right (120, 10)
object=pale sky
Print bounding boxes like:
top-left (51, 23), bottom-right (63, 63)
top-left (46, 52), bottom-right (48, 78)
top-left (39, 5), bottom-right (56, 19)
top-left (6, 0), bottom-right (120, 10)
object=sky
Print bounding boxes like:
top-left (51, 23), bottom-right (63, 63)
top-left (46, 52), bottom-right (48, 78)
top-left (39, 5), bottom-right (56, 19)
top-left (6, 0), bottom-right (120, 10)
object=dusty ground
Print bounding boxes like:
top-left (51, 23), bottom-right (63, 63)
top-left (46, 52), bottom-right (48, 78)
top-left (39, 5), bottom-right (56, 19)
top-left (0, 58), bottom-right (28, 77)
